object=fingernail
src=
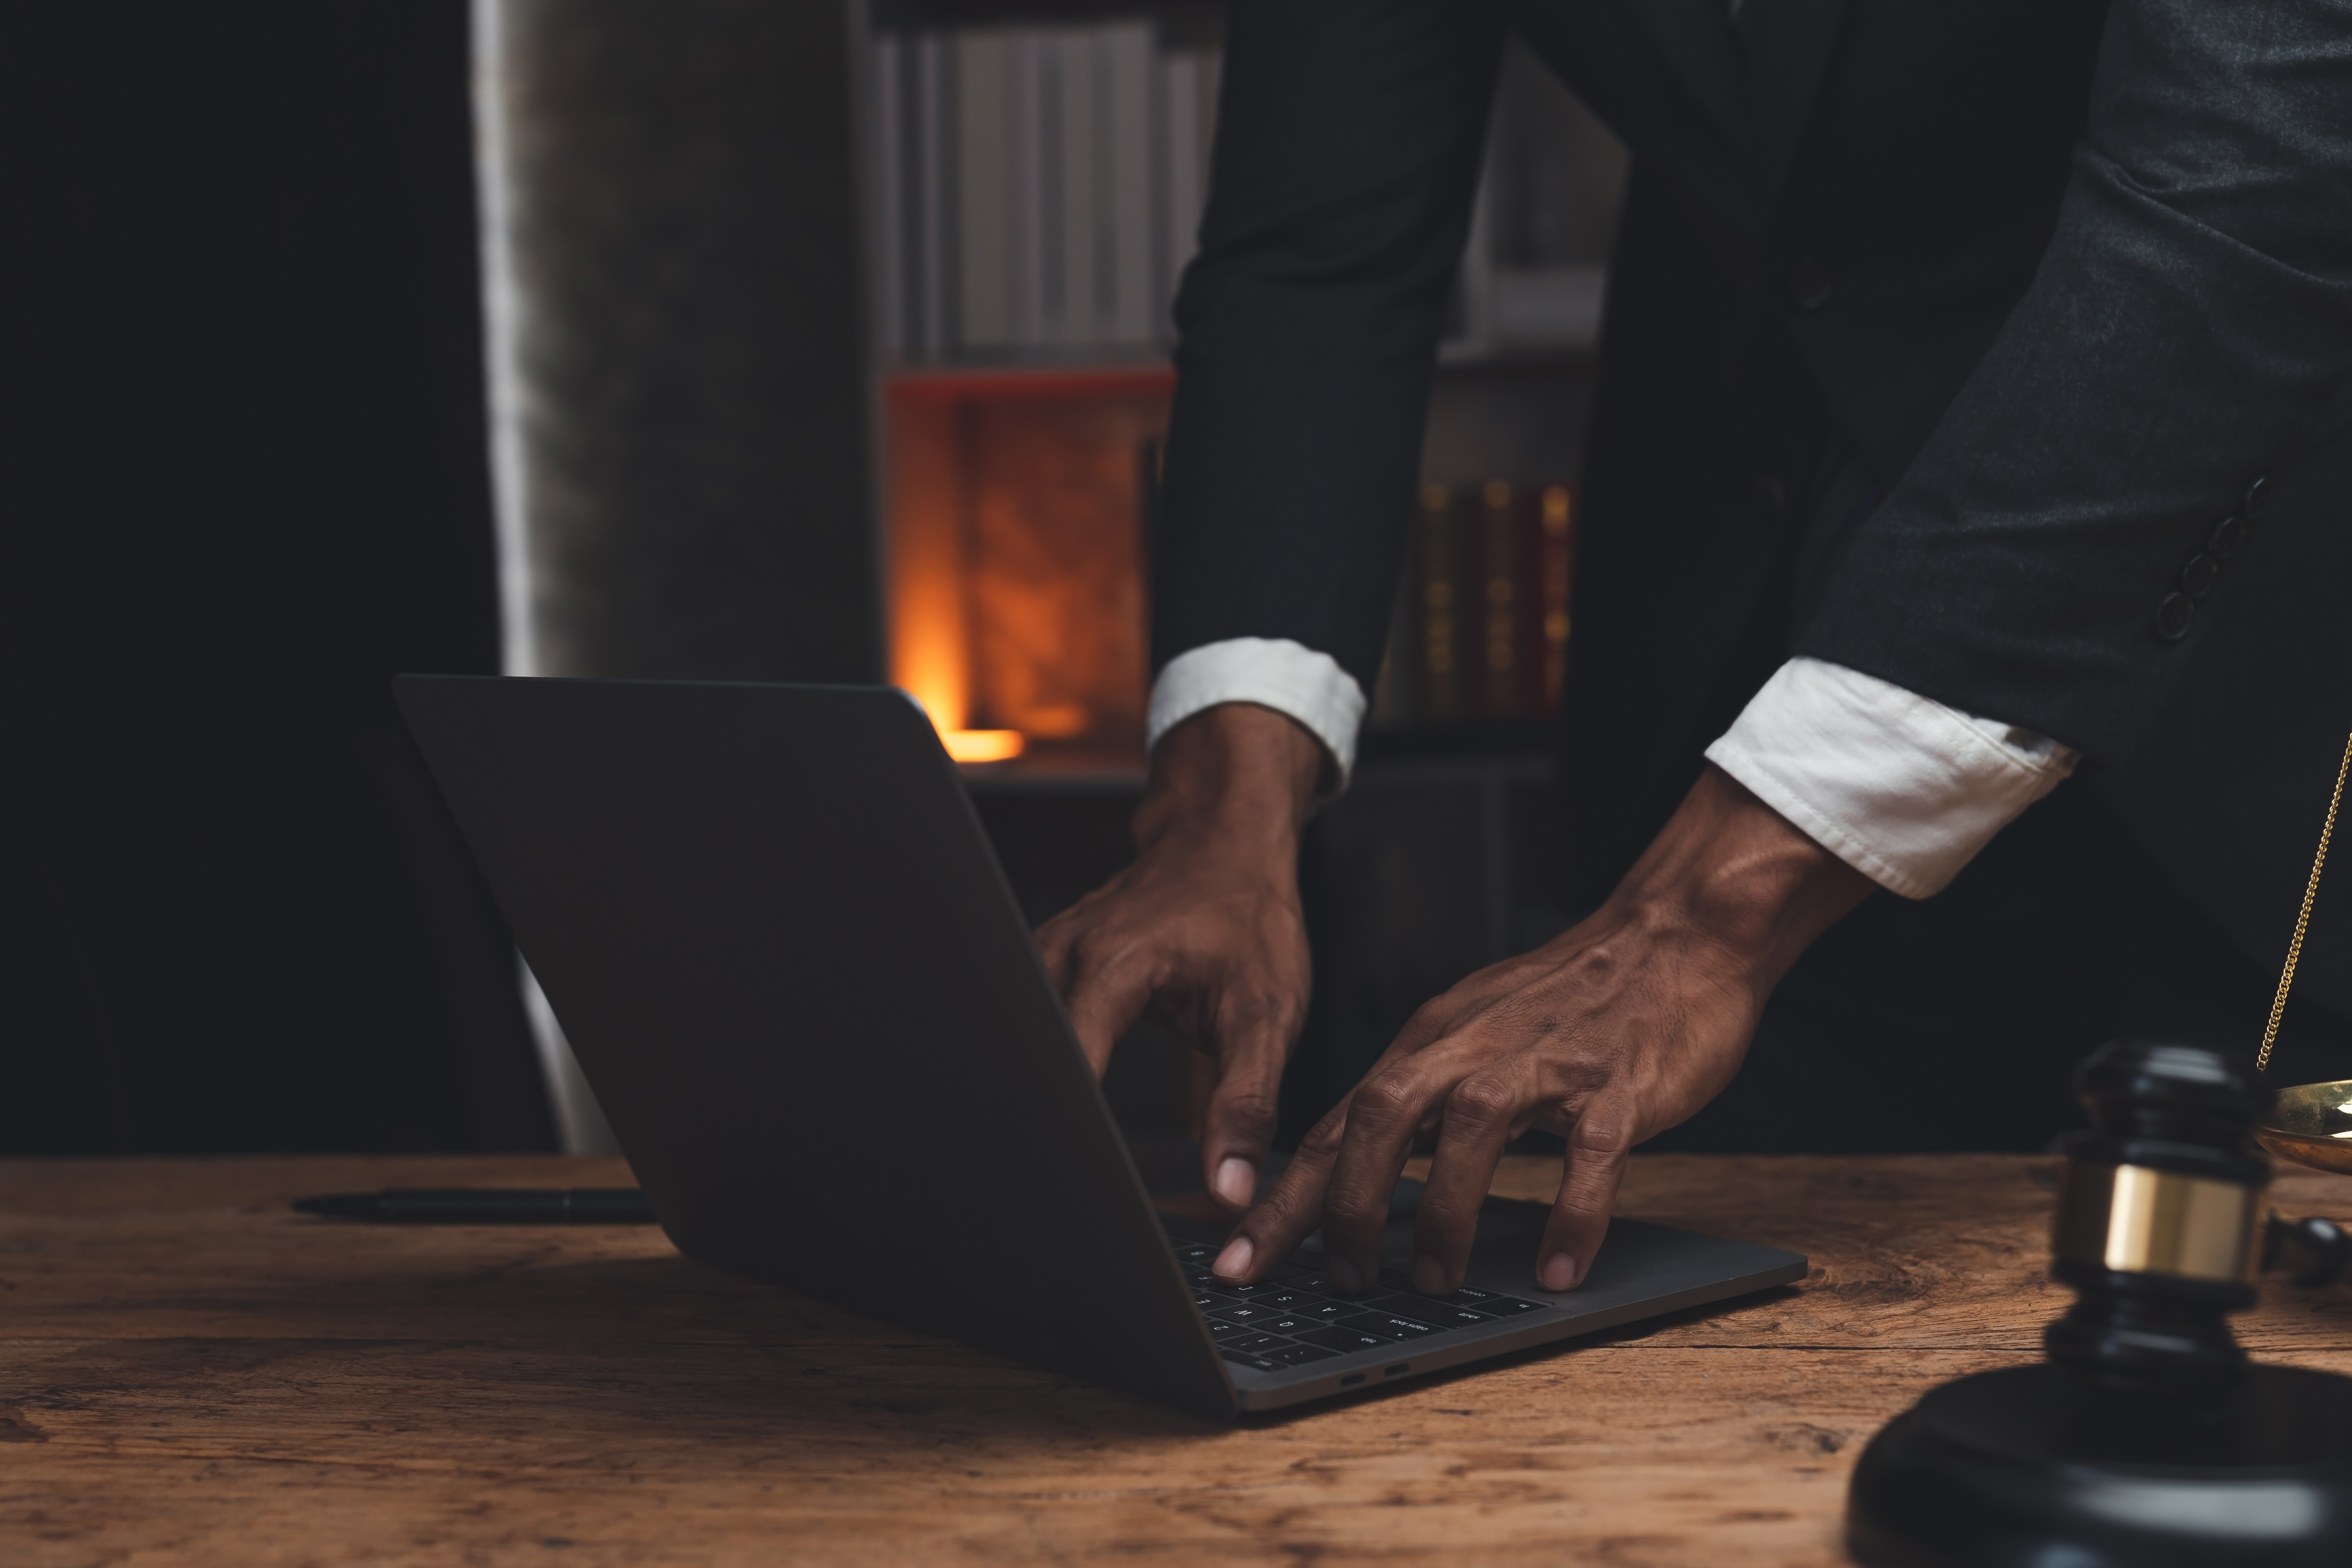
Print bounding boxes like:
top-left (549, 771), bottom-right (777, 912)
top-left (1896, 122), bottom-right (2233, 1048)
top-left (1329, 1257), bottom-right (1362, 1295)
top-left (1213, 1235), bottom-right (1254, 1279)
top-left (1538, 1253), bottom-right (1579, 1292)
top-left (1213, 1157), bottom-right (1256, 1209)
top-left (1412, 1255), bottom-right (1447, 1295)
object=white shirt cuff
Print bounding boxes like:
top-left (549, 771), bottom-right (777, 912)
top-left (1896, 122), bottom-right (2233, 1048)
top-left (1147, 637), bottom-right (1368, 789)
top-left (1705, 656), bottom-right (2079, 899)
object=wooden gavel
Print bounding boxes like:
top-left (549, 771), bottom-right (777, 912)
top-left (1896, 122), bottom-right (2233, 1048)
top-left (1849, 1038), bottom-right (2352, 1567)
top-left (2043, 1039), bottom-right (2271, 1401)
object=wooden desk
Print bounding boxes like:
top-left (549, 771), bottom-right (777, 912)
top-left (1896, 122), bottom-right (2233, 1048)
top-left (6, 1155), bottom-right (2351, 1566)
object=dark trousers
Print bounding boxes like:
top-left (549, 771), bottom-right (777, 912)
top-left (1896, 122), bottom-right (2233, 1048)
top-left (1646, 776), bottom-right (2352, 1154)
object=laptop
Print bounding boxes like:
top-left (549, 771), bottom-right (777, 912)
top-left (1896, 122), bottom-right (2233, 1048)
top-left (395, 675), bottom-right (1806, 1419)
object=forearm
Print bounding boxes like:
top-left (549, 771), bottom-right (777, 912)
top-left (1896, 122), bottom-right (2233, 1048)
top-left (1153, 0), bottom-right (1501, 697)
top-left (1800, 0), bottom-right (2352, 758)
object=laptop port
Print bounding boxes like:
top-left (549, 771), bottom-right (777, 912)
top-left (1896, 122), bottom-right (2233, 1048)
top-left (1385, 1363), bottom-right (1410, 1377)
top-left (1339, 1373), bottom-right (1365, 1387)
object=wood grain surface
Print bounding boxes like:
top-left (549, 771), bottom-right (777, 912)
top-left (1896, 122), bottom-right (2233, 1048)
top-left (5, 1153), bottom-right (2351, 1566)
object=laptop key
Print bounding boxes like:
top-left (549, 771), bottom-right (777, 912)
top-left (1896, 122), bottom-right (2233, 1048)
top-left (1225, 1333), bottom-right (1286, 1354)
top-left (1192, 1272), bottom-right (1279, 1294)
top-left (1270, 1342), bottom-right (1337, 1365)
top-left (1436, 1287), bottom-right (1545, 1314)
top-left (1213, 1304), bottom-right (1280, 1325)
top-left (1363, 1295), bottom-right (1469, 1331)
top-left (1392, 1285), bottom-right (1544, 1317)
top-left (1396, 1285), bottom-right (1482, 1307)
top-left (1335, 1312), bottom-right (1434, 1340)
top-left (1207, 1319), bottom-right (1253, 1339)
top-left (1193, 1292), bottom-right (1238, 1311)
top-left (1221, 1351), bottom-right (1283, 1372)
top-left (1297, 1326), bottom-right (1388, 1354)
top-left (1263, 1316), bottom-right (1315, 1335)
top-left (1297, 1299), bottom-right (1356, 1320)
top-left (1256, 1289), bottom-right (1319, 1310)
top-left (1416, 1304), bottom-right (1494, 1329)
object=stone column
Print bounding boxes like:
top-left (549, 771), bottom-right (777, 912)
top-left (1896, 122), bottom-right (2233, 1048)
top-left (477, 0), bottom-right (880, 683)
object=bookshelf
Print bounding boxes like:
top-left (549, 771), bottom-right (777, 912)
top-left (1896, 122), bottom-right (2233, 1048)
top-left (855, 4), bottom-right (1624, 767)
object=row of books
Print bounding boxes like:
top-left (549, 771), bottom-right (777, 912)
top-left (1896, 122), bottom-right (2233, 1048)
top-left (1372, 481), bottom-right (1578, 726)
top-left (870, 23), bottom-right (1221, 363)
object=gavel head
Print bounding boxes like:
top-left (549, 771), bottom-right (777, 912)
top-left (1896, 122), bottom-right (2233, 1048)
top-left (2045, 1040), bottom-right (2272, 1403)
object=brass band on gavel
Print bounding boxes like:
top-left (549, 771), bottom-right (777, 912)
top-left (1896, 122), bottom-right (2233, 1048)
top-left (2053, 1161), bottom-right (2265, 1284)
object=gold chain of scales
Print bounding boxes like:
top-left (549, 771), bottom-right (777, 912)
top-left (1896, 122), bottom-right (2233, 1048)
top-left (2257, 730), bottom-right (2352, 1076)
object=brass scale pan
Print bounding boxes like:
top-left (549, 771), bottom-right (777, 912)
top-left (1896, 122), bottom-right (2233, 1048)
top-left (2254, 731), bottom-right (2352, 1174)
top-left (2258, 1080), bottom-right (2352, 1176)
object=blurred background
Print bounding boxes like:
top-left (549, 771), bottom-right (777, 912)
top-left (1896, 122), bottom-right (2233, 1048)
top-left (2, 1), bottom-right (1625, 1158)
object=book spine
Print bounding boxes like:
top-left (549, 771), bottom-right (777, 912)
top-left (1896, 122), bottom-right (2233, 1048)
top-left (1414, 483), bottom-right (1465, 723)
top-left (1536, 483), bottom-right (1575, 713)
top-left (954, 30), bottom-right (1012, 353)
top-left (872, 33), bottom-right (908, 360)
top-left (1475, 480), bottom-right (1520, 717)
top-left (1005, 30), bottom-right (1046, 349)
top-left (915, 32), bottom-right (953, 359)
top-left (1045, 30), bottom-right (1093, 348)
top-left (1103, 22), bottom-right (1155, 348)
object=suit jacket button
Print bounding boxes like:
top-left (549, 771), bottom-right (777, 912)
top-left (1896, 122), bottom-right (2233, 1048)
top-left (2153, 592), bottom-right (2195, 641)
top-left (2179, 552), bottom-right (2221, 598)
top-left (2207, 514), bottom-right (2248, 559)
top-left (1786, 260), bottom-right (1834, 311)
top-left (2244, 474), bottom-right (2273, 519)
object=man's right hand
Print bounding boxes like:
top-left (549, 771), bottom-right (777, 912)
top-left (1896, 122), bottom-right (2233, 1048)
top-left (1036, 702), bottom-right (1325, 1213)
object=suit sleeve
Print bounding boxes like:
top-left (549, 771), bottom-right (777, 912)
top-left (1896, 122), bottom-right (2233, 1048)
top-left (1149, 0), bottom-right (1505, 692)
top-left (1798, 0), bottom-right (2352, 761)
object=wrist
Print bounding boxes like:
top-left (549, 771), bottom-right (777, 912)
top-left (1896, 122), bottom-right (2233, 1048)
top-left (1610, 765), bottom-right (1875, 985)
top-left (1132, 702), bottom-right (1324, 859)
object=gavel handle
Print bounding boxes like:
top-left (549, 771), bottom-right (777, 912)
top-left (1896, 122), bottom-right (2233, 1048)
top-left (2264, 1211), bottom-right (2352, 1286)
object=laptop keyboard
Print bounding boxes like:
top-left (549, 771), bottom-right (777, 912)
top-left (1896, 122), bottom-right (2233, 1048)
top-left (1170, 1240), bottom-right (1548, 1374)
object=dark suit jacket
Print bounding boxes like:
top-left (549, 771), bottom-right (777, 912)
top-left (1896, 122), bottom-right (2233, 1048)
top-left (1152, 0), bottom-right (2352, 1015)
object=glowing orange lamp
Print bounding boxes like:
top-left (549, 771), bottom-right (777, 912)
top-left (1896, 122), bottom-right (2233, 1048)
top-left (939, 727), bottom-right (1024, 764)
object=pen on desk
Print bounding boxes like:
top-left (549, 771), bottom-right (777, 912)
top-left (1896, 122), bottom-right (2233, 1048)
top-left (291, 1188), bottom-right (657, 1224)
